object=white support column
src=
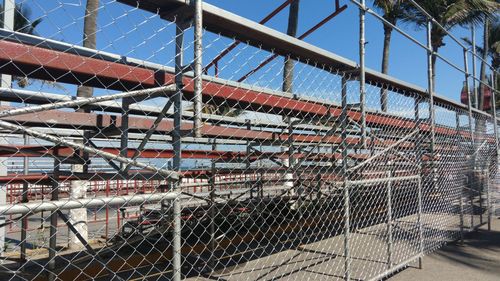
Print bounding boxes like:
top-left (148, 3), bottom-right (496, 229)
top-left (0, 0), bottom-right (15, 257)
top-left (68, 163), bottom-right (88, 250)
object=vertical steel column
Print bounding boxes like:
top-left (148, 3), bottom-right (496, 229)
top-left (20, 134), bottom-right (29, 263)
top-left (386, 170), bottom-right (393, 269)
top-left (47, 160), bottom-right (60, 281)
top-left (470, 179), bottom-right (475, 229)
top-left (459, 182), bottom-right (465, 243)
top-left (246, 120), bottom-right (252, 199)
top-left (491, 72), bottom-right (499, 222)
top-left (193, 0), bottom-right (203, 138)
top-left (341, 77), bottom-right (350, 281)
top-left (172, 22), bottom-right (185, 281)
top-left (417, 176), bottom-right (424, 269)
top-left (486, 168), bottom-right (491, 231)
top-left (455, 112), bottom-right (464, 244)
top-left (0, 0), bottom-right (15, 258)
top-left (491, 73), bottom-right (499, 153)
top-left (426, 20), bottom-right (436, 191)
top-left (208, 140), bottom-right (216, 269)
top-left (359, 0), bottom-right (367, 148)
top-left (119, 100), bottom-right (130, 177)
top-left (463, 49), bottom-right (476, 231)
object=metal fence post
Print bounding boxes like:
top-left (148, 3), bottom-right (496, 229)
top-left (417, 176), bottom-right (424, 269)
top-left (359, 0), bottom-right (366, 148)
top-left (491, 72), bottom-right (499, 153)
top-left (491, 72), bottom-right (499, 219)
top-left (193, 0), bottom-right (203, 138)
top-left (426, 20), bottom-right (436, 191)
top-left (246, 120), bottom-right (252, 199)
top-left (20, 134), bottom-right (29, 263)
top-left (0, 0), bottom-right (15, 258)
top-left (344, 178), bottom-right (351, 281)
top-left (460, 183), bottom-right (465, 243)
top-left (47, 160), bottom-right (60, 281)
top-left (386, 170), bottom-right (393, 269)
top-left (486, 168), bottom-right (491, 231)
top-left (341, 77), bottom-right (350, 281)
top-left (172, 21), bottom-right (185, 281)
top-left (209, 140), bottom-right (217, 269)
top-left (455, 112), bottom-right (465, 244)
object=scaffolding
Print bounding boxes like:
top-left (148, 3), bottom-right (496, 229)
top-left (0, 0), bottom-right (498, 280)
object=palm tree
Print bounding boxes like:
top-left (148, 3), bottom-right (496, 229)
top-left (76, 0), bottom-right (99, 101)
top-left (408, 0), bottom-right (499, 89)
top-left (462, 18), bottom-right (499, 108)
top-left (283, 0), bottom-right (300, 93)
top-left (373, 0), bottom-right (408, 112)
top-left (0, 3), bottom-right (42, 35)
top-left (0, 3), bottom-right (42, 87)
top-left (463, 18), bottom-right (500, 70)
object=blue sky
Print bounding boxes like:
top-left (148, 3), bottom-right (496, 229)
top-left (17, 0), bottom-right (489, 104)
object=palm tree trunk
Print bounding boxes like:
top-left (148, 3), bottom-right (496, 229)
top-left (70, 0), bottom-right (99, 250)
top-left (282, 0), bottom-right (299, 93)
top-left (431, 51), bottom-right (437, 91)
top-left (478, 18), bottom-right (490, 111)
top-left (380, 25), bottom-right (393, 112)
top-left (76, 0), bottom-right (99, 100)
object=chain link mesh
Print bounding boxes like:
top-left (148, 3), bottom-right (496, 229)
top-left (0, 0), bottom-right (498, 280)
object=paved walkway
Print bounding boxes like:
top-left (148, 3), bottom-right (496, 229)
top-left (390, 217), bottom-right (500, 281)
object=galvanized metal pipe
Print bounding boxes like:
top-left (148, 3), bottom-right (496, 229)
top-left (367, 254), bottom-right (424, 281)
top-left (0, 192), bottom-right (180, 216)
top-left (0, 0), bottom-right (15, 258)
top-left (485, 169), bottom-right (491, 231)
top-left (193, 0), bottom-right (203, 138)
top-left (491, 73), bottom-right (499, 153)
top-left (359, 0), bottom-right (366, 148)
top-left (172, 22), bottom-right (185, 281)
top-left (47, 160), bottom-right (60, 281)
top-left (417, 177), bottom-right (424, 269)
top-left (386, 170), bottom-right (393, 269)
top-left (343, 177), bottom-right (350, 281)
top-left (426, 20), bottom-right (436, 190)
top-left (20, 133), bottom-right (29, 262)
top-left (455, 112), bottom-right (464, 244)
top-left (341, 77), bottom-right (350, 281)
top-left (0, 85), bottom-right (176, 119)
top-left (209, 140), bottom-right (217, 269)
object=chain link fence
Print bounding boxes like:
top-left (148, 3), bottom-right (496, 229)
top-left (0, 0), bottom-right (498, 280)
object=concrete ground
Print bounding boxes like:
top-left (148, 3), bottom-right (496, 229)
top-left (390, 217), bottom-right (500, 281)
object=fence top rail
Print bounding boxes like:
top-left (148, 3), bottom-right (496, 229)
top-left (117, 0), bottom-right (496, 120)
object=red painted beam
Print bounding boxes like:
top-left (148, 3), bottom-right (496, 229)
top-left (0, 40), bottom-right (479, 139)
top-left (0, 145), bottom-right (370, 162)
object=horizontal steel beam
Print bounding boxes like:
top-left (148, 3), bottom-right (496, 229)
top-left (0, 36), bottom-right (494, 131)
